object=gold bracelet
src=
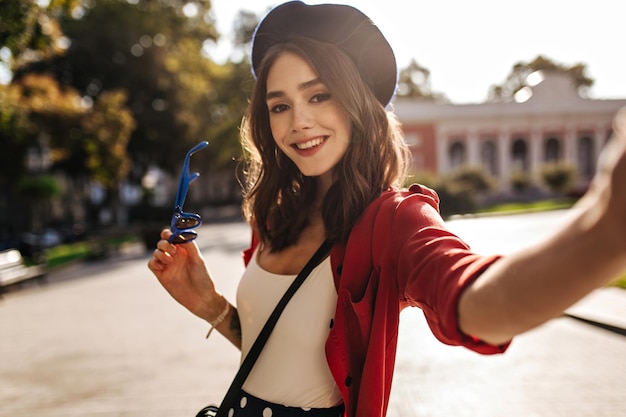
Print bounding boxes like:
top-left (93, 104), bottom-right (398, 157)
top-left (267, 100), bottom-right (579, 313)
top-left (206, 299), bottom-right (230, 339)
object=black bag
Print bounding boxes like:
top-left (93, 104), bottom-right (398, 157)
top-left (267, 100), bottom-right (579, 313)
top-left (195, 405), bottom-right (218, 417)
top-left (195, 240), bottom-right (332, 417)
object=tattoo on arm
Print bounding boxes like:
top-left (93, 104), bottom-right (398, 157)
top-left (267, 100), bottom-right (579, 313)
top-left (230, 309), bottom-right (242, 344)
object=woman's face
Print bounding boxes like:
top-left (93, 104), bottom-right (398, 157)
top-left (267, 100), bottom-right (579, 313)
top-left (265, 51), bottom-right (351, 187)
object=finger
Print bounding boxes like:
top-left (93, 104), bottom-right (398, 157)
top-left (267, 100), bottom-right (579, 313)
top-left (160, 228), bottom-right (173, 241)
top-left (150, 246), bottom-right (176, 266)
top-left (180, 239), bottom-right (204, 263)
top-left (156, 239), bottom-right (177, 257)
top-left (147, 257), bottom-right (165, 272)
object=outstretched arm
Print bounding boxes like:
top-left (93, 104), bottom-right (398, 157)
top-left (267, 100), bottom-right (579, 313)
top-left (458, 107), bottom-right (626, 345)
top-left (148, 229), bottom-right (242, 348)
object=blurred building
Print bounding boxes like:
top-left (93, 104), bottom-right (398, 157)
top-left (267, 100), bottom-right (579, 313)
top-left (394, 71), bottom-right (626, 193)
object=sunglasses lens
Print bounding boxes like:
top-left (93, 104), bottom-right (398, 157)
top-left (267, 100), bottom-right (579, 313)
top-left (175, 217), bottom-right (200, 229)
top-left (170, 231), bottom-right (197, 244)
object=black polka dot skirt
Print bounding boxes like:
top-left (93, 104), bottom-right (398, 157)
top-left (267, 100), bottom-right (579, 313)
top-left (209, 390), bottom-right (345, 417)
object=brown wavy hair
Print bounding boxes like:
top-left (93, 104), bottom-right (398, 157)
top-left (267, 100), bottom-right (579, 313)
top-left (240, 35), bottom-right (410, 251)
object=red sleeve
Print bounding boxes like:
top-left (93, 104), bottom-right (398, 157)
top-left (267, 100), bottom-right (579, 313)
top-left (390, 190), bottom-right (509, 354)
top-left (242, 230), bottom-right (259, 267)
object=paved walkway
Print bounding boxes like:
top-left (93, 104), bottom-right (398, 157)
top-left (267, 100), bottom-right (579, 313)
top-left (0, 221), bottom-right (625, 416)
top-left (389, 287), bottom-right (626, 417)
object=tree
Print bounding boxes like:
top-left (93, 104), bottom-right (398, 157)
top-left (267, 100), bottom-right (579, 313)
top-left (190, 8), bottom-right (257, 175)
top-left (9, 0), bottom-right (222, 176)
top-left (404, 166), bottom-right (496, 217)
top-left (395, 59), bottom-right (448, 101)
top-left (448, 165), bottom-right (496, 194)
top-left (0, 0), bottom-right (78, 67)
top-left (4, 72), bottom-right (133, 187)
top-left (509, 169), bottom-right (532, 194)
top-left (232, 9), bottom-right (261, 56)
top-left (539, 162), bottom-right (577, 196)
top-left (80, 89), bottom-right (135, 187)
top-left (2, 1), bottom-right (136, 191)
top-left (0, 83), bottom-right (34, 184)
top-left (1, 72), bottom-right (86, 191)
top-left (1, 0), bottom-right (256, 233)
top-left (488, 55), bottom-right (594, 102)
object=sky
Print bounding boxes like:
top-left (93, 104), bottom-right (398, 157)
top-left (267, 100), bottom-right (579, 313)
top-left (209, 0), bottom-right (626, 104)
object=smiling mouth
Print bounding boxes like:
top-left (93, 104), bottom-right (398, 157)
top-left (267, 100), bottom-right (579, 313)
top-left (294, 137), bottom-right (326, 150)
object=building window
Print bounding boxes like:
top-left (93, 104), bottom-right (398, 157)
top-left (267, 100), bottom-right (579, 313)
top-left (448, 141), bottom-right (466, 170)
top-left (544, 137), bottom-right (561, 162)
top-left (578, 135), bottom-right (594, 178)
top-left (480, 140), bottom-right (498, 176)
top-left (511, 138), bottom-right (529, 172)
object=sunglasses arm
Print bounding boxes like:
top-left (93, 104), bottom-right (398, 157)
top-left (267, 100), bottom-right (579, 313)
top-left (171, 140), bottom-right (209, 218)
top-left (173, 165), bottom-right (200, 208)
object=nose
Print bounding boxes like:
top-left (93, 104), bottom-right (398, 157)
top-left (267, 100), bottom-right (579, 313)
top-left (291, 105), bottom-right (313, 132)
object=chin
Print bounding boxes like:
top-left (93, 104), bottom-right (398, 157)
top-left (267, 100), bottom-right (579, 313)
top-left (298, 167), bottom-right (330, 178)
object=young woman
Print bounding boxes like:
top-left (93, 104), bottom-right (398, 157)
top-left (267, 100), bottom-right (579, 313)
top-left (148, 2), bottom-right (626, 416)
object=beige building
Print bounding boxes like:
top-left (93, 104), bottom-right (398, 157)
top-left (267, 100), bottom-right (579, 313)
top-left (393, 72), bottom-right (626, 193)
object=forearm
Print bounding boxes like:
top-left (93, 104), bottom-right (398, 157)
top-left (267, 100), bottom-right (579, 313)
top-left (458, 202), bottom-right (626, 345)
top-left (204, 295), bottom-right (242, 349)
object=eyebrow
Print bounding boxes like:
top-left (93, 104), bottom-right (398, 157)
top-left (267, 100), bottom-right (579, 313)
top-left (265, 78), bottom-right (323, 101)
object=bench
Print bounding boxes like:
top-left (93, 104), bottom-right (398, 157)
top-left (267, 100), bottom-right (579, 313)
top-left (0, 248), bottom-right (47, 294)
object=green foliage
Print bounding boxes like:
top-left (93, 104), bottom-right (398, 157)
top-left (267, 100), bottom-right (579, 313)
top-left (539, 162), bottom-right (578, 195)
top-left (232, 9), bottom-right (262, 50)
top-left (1, 0), bottom-right (259, 213)
top-left (50, 0), bottom-right (200, 173)
top-left (3, 72), bottom-right (134, 189)
top-left (16, 174), bottom-right (60, 200)
top-left (509, 169), bottom-right (532, 194)
top-left (163, 46), bottom-right (252, 172)
top-left (488, 55), bottom-right (595, 102)
top-left (0, 0), bottom-right (78, 65)
top-left (478, 198), bottom-right (576, 215)
top-left (612, 275), bottom-right (626, 290)
top-left (41, 0), bottom-right (240, 176)
top-left (396, 59), bottom-right (448, 101)
top-left (80, 89), bottom-right (135, 187)
top-left (45, 241), bottom-right (91, 269)
top-left (0, 0), bottom-right (262, 235)
top-left (0, 84), bottom-right (33, 184)
top-left (407, 166), bottom-right (496, 217)
top-left (448, 165), bottom-right (496, 193)
top-left (434, 181), bottom-right (477, 217)
top-left (0, 0), bottom-right (40, 57)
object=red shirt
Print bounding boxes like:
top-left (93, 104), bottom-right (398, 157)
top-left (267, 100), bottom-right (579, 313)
top-left (243, 185), bottom-right (509, 417)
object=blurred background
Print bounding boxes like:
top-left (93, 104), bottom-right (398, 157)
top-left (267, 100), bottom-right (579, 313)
top-left (1, 0), bottom-right (625, 273)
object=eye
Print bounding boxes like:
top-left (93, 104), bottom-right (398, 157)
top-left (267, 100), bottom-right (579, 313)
top-left (311, 93), bottom-right (331, 103)
top-left (268, 103), bottom-right (289, 114)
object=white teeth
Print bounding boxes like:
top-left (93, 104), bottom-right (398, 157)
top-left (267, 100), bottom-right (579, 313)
top-left (295, 137), bottom-right (324, 150)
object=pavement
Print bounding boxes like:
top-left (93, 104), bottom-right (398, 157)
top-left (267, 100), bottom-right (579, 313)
top-left (0, 220), bottom-right (625, 417)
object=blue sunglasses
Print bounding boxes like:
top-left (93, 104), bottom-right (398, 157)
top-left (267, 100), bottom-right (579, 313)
top-left (168, 141), bottom-right (209, 244)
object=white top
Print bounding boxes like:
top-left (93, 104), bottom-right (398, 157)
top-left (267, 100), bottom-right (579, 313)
top-left (236, 248), bottom-right (343, 408)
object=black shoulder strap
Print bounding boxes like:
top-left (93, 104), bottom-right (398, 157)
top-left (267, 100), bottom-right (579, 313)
top-left (213, 239), bottom-right (333, 416)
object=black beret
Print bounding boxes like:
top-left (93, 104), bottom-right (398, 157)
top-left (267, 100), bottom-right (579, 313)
top-left (251, 1), bottom-right (397, 106)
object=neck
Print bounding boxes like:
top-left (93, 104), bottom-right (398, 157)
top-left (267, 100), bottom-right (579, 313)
top-left (313, 176), bottom-right (334, 213)
top-left (316, 171), bottom-right (335, 200)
